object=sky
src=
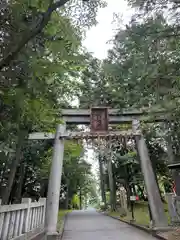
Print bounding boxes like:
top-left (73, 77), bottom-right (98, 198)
top-left (83, 0), bottom-right (134, 59)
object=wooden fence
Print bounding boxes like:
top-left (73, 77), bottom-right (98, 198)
top-left (0, 198), bottom-right (46, 240)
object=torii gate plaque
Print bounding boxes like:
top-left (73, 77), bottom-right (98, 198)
top-left (29, 107), bottom-right (168, 237)
top-left (90, 107), bottom-right (108, 132)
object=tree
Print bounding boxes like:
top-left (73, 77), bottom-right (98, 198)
top-left (0, 0), bottom-right (105, 203)
top-left (0, 0), bottom-right (106, 70)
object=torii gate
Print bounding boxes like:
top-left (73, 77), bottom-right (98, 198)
top-left (29, 107), bottom-right (168, 237)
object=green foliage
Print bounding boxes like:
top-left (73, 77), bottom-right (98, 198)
top-left (0, 0), bottom-right (106, 70)
top-left (71, 194), bottom-right (80, 208)
top-left (79, 3), bottom-right (180, 200)
top-left (0, 0), bottom-right (103, 203)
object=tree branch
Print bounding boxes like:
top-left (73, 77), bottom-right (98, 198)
top-left (0, 0), bottom-right (70, 71)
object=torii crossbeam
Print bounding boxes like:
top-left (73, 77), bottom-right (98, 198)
top-left (61, 108), bottom-right (166, 124)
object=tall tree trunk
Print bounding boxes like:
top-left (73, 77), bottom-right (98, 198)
top-left (166, 123), bottom-right (180, 195)
top-left (79, 187), bottom-right (82, 210)
top-left (2, 130), bottom-right (27, 204)
top-left (107, 157), bottom-right (116, 211)
top-left (65, 185), bottom-right (69, 209)
top-left (9, 180), bottom-right (17, 204)
top-left (124, 165), bottom-right (131, 208)
top-left (98, 155), bottom-right (107, 208)
top-left (40, 179), bottom-right (48, 197)
top-left (85, 194), bottom-right (88, 209)
top-left (15, 163), bottom-right (26, 203)
top-left (125, 180), bottom-right (131, 209)
top-left (132, 184), bottom-right (136, 195)
top-left (0, 152), bottom-right (9, 183)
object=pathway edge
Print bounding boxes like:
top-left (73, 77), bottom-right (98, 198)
top-left (59, 212), bottom-right (69, 240)
top-left (100, 212), bottom-right (168, 240)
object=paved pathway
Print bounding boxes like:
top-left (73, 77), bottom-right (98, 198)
top-left (62, 209), bottom-right (158, 240)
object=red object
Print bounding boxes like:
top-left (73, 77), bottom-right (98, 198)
top-left (173, 182), bottom-right (176, 194)
top-left (90, 107), bottom-right (108, 132)
top-left (136, 196), bottom-right (139, 201)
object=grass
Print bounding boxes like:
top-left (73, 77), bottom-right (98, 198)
top-left (57, 209), bottom-right (72, 230)
top-left (109, 201), bottom-right (170, 227)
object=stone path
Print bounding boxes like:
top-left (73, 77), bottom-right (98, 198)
top-left (62, 209), bottom-right (158, 240)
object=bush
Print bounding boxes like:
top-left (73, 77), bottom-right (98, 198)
top-left (99, 202), bottom-right (107, 211)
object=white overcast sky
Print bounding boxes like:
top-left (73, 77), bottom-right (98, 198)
top-left (83, 0), bottom-right (134, 59)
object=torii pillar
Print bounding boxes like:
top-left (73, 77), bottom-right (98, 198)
top-left (45, 124), bottom-right (66, 238)
top-left (132, 119), bottom-right (168, 229)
